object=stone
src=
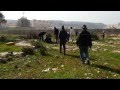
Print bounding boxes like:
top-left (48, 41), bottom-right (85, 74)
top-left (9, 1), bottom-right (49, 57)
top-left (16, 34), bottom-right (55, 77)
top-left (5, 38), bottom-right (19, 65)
top-left (0, 58), bottom-right (7, 64)
top-left (6, 42), bottom-right (15, 46)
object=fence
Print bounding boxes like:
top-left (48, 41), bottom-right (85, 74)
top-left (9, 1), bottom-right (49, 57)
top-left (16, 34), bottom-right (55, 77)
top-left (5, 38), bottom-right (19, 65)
top-left (0, 27), bottom-right (120, 36)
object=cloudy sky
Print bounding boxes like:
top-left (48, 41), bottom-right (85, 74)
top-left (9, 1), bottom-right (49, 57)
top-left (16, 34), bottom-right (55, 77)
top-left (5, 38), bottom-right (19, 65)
top-left (1, 11), bottom-right (120, 24)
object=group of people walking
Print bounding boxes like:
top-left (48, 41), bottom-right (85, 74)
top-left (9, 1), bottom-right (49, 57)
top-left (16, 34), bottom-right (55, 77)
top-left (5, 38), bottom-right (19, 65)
top-left (54, 25), bottom-right (92, 65)
top-left (38, 24), bottom-right (106, 65)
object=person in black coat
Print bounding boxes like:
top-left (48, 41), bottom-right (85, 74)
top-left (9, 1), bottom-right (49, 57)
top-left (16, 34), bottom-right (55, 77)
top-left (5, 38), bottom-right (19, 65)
top-left (59, 26), bottom-right (68, 55)
top-left (54, 27), bottom-right (59, 43)
top-left (102, 30), bottom-right (105, 40)
top-left (39, 32), bottom-right (46, 41)
top-left (76, 25), bottom-right (92, 65)
top-left (45, 34), bottom-right (52, 43)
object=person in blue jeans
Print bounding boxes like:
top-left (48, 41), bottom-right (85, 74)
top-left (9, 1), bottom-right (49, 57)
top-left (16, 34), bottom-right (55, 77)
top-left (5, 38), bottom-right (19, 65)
top-left (76, 25), bottom-right (92, 65)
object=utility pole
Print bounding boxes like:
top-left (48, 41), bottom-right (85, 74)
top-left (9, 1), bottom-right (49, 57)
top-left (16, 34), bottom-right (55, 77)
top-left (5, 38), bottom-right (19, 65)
top-left (23, 12), bottom-right (25, 17)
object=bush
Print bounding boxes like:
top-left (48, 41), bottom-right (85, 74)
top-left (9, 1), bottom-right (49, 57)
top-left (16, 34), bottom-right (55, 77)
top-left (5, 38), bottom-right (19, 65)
top-left (31, 40), bottom-right (47, 56)
top-left (21, 47), bottom-right (34, 56)
top-left (91, 33), bottom-right (99, 41)
top-left (0, 35), bottom-right (7, 42)
top-left (39, 46), bottom-right (47, 56)
top-left (18, 35), bottom-right (27, 39)
top-left (32, 41), bottom-right (43, 49)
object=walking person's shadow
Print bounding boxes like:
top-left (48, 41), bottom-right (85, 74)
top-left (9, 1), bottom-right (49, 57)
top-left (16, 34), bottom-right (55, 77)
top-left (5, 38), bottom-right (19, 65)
top-left (66, 54), bottom-right (120, 74)
top-left (91, 64), bottom-right (120, 74)
top-left (65, 54), bottom-right (79, 58)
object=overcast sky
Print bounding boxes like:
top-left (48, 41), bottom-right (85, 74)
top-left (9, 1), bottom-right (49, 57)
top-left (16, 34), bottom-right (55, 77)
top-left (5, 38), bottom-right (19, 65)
top-left (1, 11), bottom-right (120, 24)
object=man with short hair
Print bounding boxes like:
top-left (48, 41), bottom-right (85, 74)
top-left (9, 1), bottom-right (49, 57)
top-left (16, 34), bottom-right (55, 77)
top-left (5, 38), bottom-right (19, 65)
top-left (39, 32), bottom-right (46, 41)
top-left (76, 25), bottom-right (92, 65)
top-left (59, 26), bottom-right (68, 55)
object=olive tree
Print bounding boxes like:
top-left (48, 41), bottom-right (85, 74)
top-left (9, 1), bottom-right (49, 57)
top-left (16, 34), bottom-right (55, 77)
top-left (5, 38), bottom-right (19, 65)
top-left (0, 12), bottom-right (7, 26)
top-left (17, 17), bottom-right (31, 27)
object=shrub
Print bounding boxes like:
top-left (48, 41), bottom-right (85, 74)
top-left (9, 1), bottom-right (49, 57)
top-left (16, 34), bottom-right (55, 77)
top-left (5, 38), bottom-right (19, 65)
top-left (31, 40), bottom-right (47, 56)
top-left (0, 58), bottom-right (7, 64)
top-left (91, 33), bottom-right (99, 41)
top-left (18, 35), bottom-right (27, 39)
top-left (21, 47), bottom-right (34, 56)
top-left (32, 41), bottom-right (43, 49)
top-left (0, 35), bottom-right (7, 42)
top-left (39, 46), bottom-right (47, 56)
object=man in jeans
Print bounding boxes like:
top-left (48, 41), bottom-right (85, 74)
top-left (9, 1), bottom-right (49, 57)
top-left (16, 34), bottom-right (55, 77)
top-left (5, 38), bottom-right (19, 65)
top-left (59, 25), bottom-right (68, 55)
top-left (76, 25), bottom-right (92, 65)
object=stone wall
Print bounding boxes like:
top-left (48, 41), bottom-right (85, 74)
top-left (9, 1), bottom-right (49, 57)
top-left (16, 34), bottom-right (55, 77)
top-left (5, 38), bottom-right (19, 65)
top-left (0, 27), bottom-right (120, 35)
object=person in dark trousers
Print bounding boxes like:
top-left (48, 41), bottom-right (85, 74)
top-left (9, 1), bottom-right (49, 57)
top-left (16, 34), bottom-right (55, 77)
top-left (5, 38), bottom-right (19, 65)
top-left (76, 25), bottom-right (92, 65)
top-left (59, 26), bottom-right (68, 55)
top-left (75, 31), bottom-right (78, 36)
top-left (39, 32), bottom-right (46, 41)
top-left (102, 30), bottom-right (105, 40)
top-left (45, 34), bottom-right (52, 43)
top-left (67, 32), bottom-right (70, 42)
top-left (54, 27), bottom-right (59, 43)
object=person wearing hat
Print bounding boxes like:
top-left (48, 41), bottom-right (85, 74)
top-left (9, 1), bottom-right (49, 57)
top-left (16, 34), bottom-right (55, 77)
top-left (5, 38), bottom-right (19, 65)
top-left (76, 25), bottom-right (92, 65)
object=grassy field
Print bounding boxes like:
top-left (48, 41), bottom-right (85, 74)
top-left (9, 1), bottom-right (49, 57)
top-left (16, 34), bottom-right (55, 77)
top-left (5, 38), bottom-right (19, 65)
top-left (0, 34), bottom-right (120, 79)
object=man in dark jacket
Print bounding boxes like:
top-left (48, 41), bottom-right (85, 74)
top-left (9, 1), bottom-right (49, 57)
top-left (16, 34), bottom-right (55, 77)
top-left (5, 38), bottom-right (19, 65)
top-left (76, 25), bottom-right (92, 65)
top-left (54, 27), bottom-right (59, 43)
top-left (39, 32), bottom-right (46, 41)
top-left (59, 26), bottom-right (68, 55)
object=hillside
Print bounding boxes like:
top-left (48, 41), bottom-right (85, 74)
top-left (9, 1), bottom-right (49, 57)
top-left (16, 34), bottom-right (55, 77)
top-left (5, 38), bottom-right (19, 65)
top-left (6, 19), bottom-right (106, 29)
top-left (6, 19), bottom-right (17, 27)
top-left (50, 20), bottom-right (106, 29)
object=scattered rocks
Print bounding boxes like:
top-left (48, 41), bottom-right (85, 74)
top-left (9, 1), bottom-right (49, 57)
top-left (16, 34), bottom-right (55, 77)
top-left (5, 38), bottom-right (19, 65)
top-left (92, 48), bottom-right (98, 52)
top-left (112, 50), bottom-right (120, 53)
top-left (103, 49), bottom-right (108, 51)
top-left (15, 41), bottom-right (33, 47)
top-left (0, 58), bottom-right (7, 64)
top-left (0, 52), bottom-right (9, 57)
top-left (6, 42), bottom-right (15, 46)
top-left (42, 68), bottom-right (50, 73)
top-left (103, 62), bottom-right (108, 65)
top-left (61, 65), bottom-right (64, 67)
top-left (108, 41), bottom-right (114, 44)
top-left (7, 57), bottom-right (13, 61)
top-left (92, 41), bottom-right (105, 46)
top-left (51, 68), bottom-right (58, 72)
top-left (52, 47), bottom-right (59, 50)
top-left (0, 52), bottom-right (23, 58)
top-left (42, 67), bottom-right (58, 73)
